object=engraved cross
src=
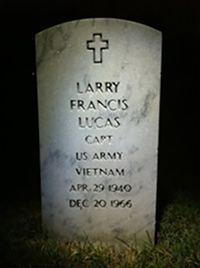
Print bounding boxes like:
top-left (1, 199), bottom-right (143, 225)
top-left (87, 33), bottom-right (109, 64)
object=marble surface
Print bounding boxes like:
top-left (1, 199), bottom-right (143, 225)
top-left (36, 18), bottom-right (162, 247)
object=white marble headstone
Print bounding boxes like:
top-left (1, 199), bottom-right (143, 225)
top-left (36, 18), bottom-right (162, 247)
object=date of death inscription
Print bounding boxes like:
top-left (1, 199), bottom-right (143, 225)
top-left (69, 199), bottom-right (132, 210)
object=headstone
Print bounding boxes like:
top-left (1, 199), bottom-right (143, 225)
top-left (36, 18), bottom-right (162, 247)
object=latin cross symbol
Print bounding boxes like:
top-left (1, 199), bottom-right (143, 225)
top-left (87, 33), bottom-right (109, 64)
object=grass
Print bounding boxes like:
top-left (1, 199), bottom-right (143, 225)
top-left (1, 191), bottom-right (200, 268)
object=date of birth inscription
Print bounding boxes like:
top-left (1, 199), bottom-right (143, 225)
top-left (69, 184), bottom-right (132, 192)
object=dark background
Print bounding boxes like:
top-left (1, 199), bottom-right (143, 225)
top-left (1, 0), bottom-right (199, 216)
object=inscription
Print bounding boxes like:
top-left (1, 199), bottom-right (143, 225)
top-left (69, 184), bottom-right (89, 192)
top-left (78, 117), bottom-right (120, 128)
top-left (69, 199), bottom-right (132, 210)
top-left (75, 168), bottom-right (124, 176)
top-left (87, 33), bottom-right (109, 64)
top-left (84, 135), bottom-right (113, 145)
top-left (76, 152), bottom-right (123, 160)
top-left (70, 81), bottom-right (128, 131)
top-left (69, 184), bottom-right (132, 192)
top-left (76, 81), bottom-right (120, 93)
top-left (69, 78), bottom-right (129, 210)
top-left (70, 99), bottom-right (128, 111)
top-left (108, 184), bottom-right (132, 192)
top-left (92, 152), bottom-right (123, 160)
